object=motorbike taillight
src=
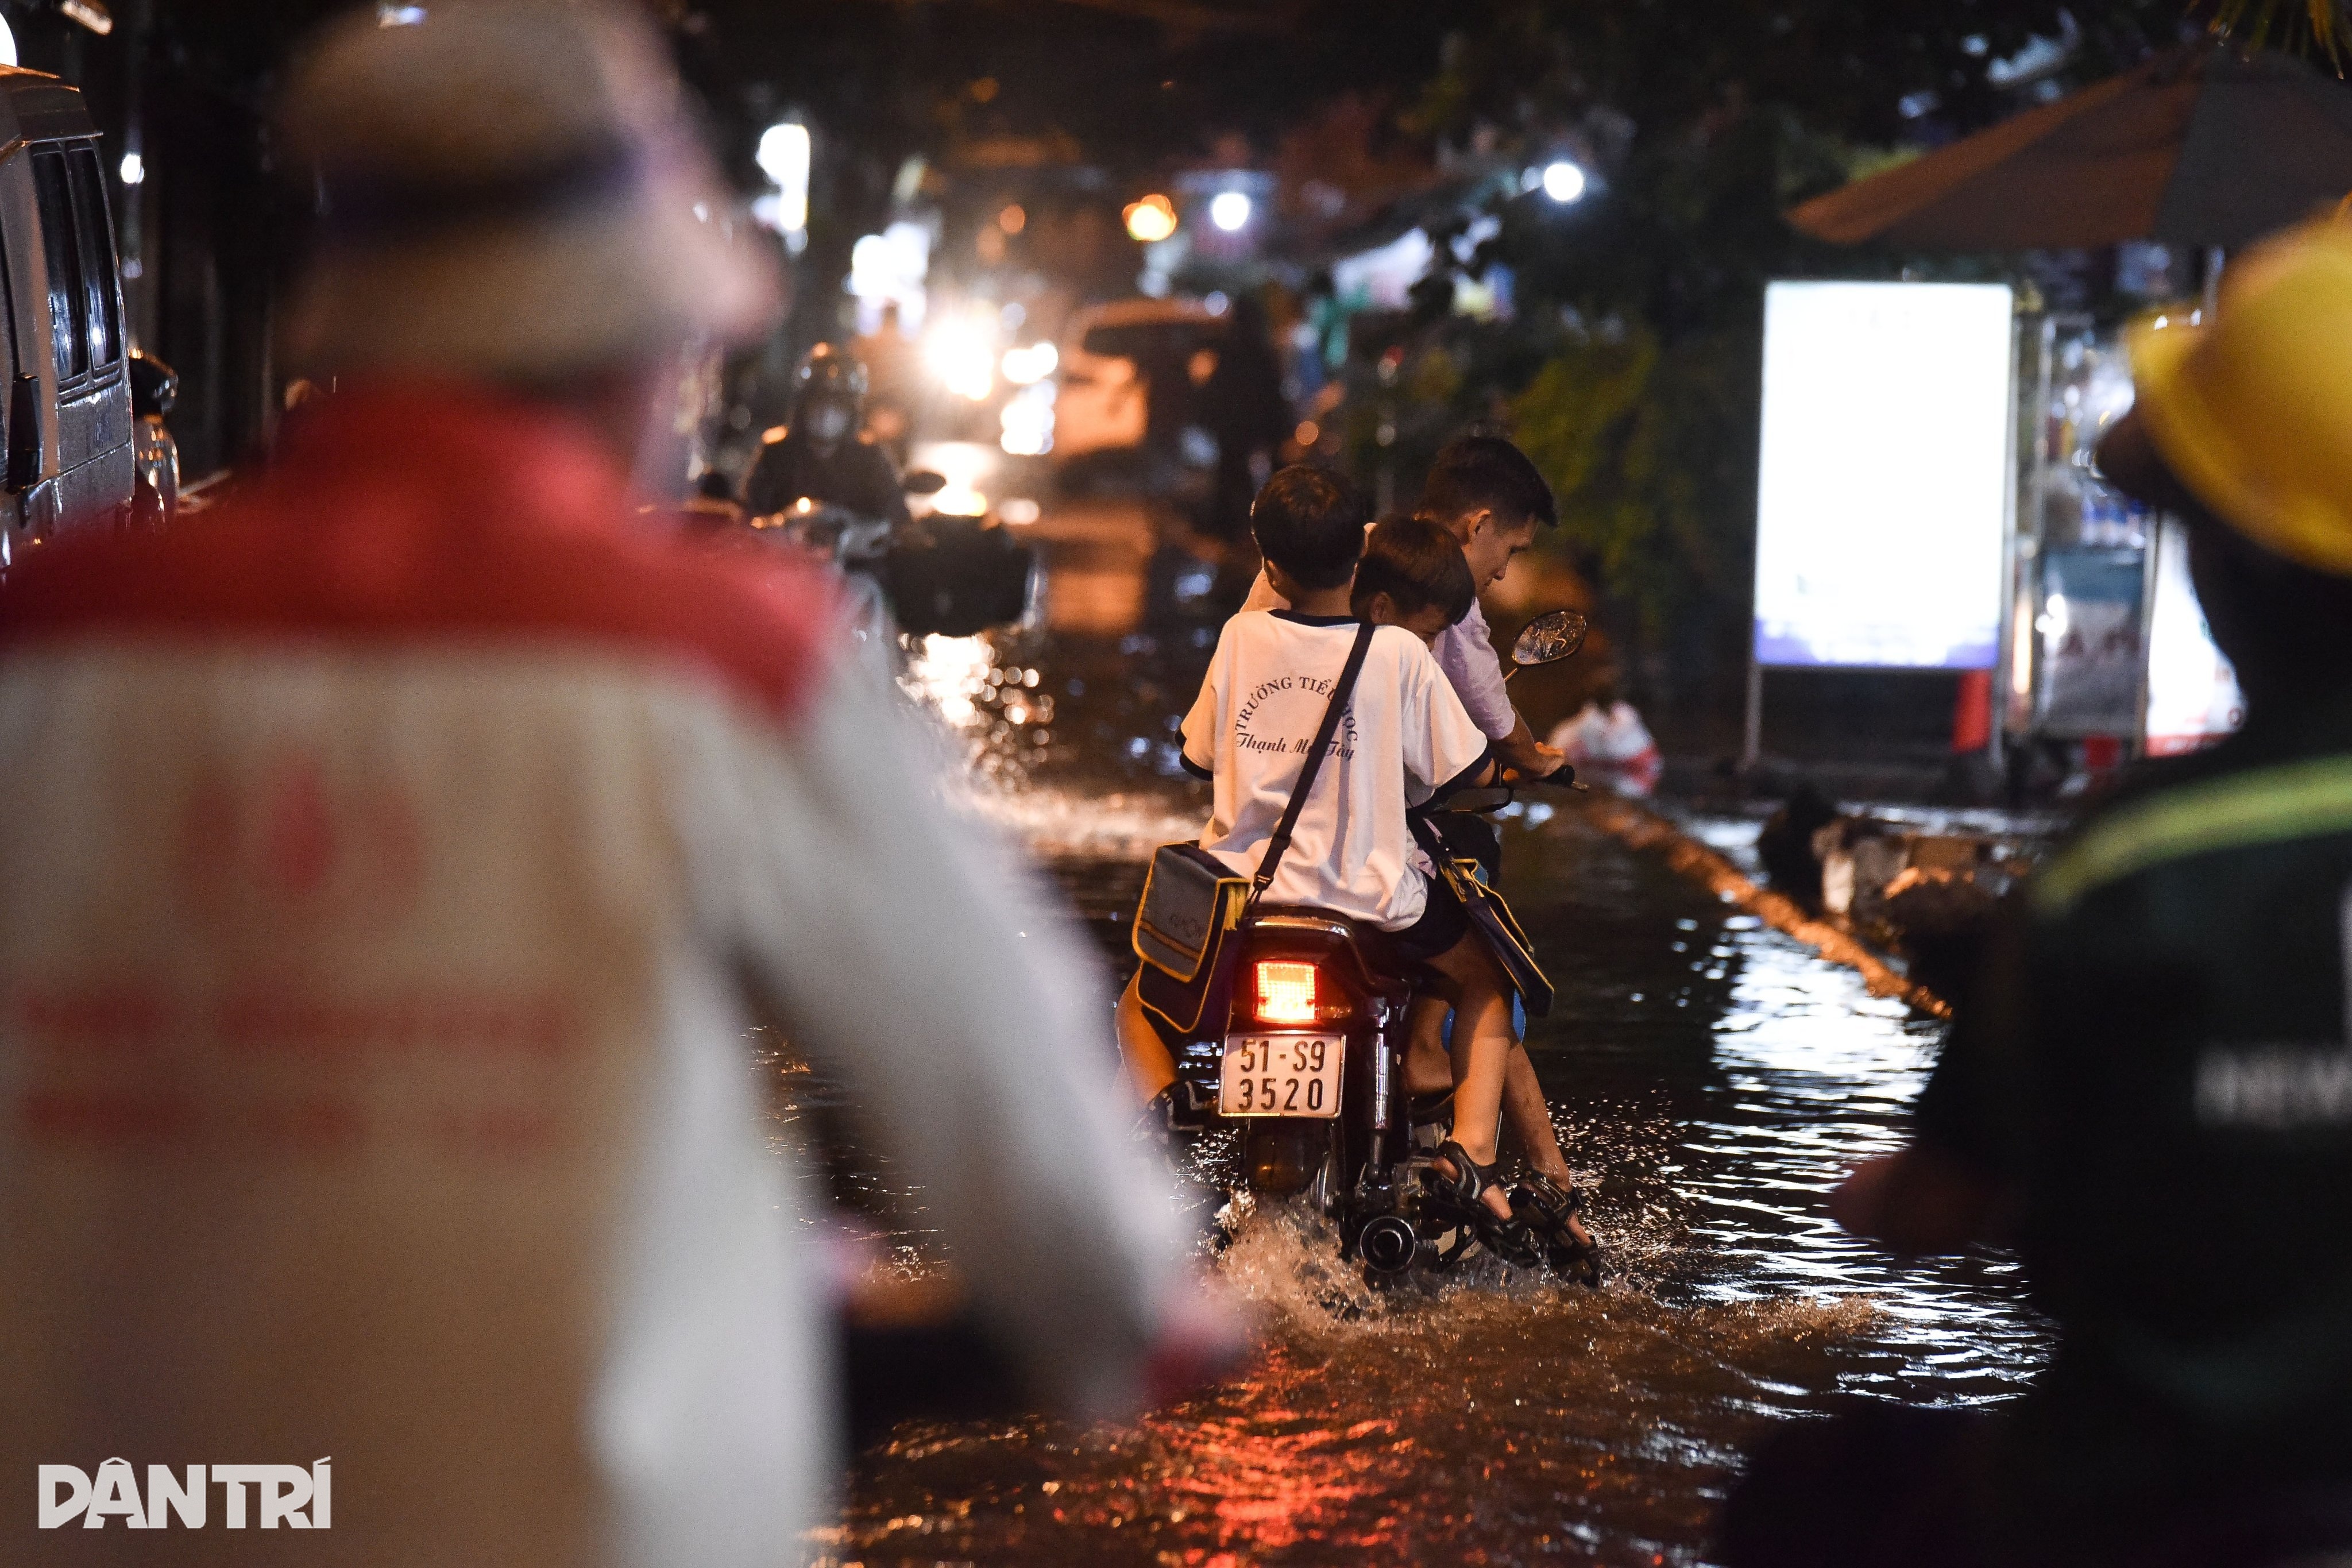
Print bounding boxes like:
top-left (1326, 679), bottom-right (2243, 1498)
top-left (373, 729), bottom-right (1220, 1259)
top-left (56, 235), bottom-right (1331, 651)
top-left (1253, 960), bottom-right (1319, 1025)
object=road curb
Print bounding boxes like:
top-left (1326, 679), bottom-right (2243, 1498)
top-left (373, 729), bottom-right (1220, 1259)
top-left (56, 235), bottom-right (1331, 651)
top-left (1578, 795), bottom-right (1952, 1019)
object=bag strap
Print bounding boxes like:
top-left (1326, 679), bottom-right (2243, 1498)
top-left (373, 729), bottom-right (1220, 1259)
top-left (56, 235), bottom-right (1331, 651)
top-left (1250, 621), bottom-right (1377, 907)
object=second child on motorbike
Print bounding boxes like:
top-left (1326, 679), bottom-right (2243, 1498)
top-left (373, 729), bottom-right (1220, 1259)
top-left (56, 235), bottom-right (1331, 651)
top-left (1117, 466), bottom-right (1543, 1253)
top-left (1350, 515), bottom-right (1596, 1261)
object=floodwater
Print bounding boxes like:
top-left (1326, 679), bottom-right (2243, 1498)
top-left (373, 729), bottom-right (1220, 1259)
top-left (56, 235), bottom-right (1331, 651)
top-left (794, 514), bottom-right (2047, 1567)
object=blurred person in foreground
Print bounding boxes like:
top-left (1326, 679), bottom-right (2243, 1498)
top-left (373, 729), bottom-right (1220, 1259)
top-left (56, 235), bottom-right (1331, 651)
top-left (1718, 221), bottom-right (2352, 1568)
top-left (0, 4), bottom-right (1234, 1563)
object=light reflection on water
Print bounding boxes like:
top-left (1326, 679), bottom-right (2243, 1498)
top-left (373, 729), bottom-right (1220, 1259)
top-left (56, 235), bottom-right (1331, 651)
top-left (811, 628), bottom-right (2047, 1567)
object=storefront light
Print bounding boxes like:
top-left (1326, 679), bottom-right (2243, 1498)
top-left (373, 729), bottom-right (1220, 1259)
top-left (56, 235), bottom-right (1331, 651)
top-left (1000, 341), bottom-right (1057, 385)
top-left (1000, 381), bottom-right (1055, 457)
top-left (1542, 160), bottom-right (1588, 203)
top-left (756, 122), bottom-right (810, 237)
top-left (1209, 191), bottom-right (1252, 231)
top-left (848, 221), bottom-right (930, 331)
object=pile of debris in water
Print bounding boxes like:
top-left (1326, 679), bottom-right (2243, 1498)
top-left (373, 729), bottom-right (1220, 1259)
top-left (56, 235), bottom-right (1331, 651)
top-left (1757, 786), bottom-right (2061, 1002)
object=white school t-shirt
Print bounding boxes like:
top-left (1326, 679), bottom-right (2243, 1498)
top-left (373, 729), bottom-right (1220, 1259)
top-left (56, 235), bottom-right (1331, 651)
top-left (1241, 554), bottom-right (1519, 741)
top-left (1180, 610), bottom-right (1490, 930)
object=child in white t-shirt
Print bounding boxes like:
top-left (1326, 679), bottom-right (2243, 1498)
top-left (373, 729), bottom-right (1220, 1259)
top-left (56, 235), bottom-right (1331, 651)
top-left (1117, 467), bottom-right (1537, 1242)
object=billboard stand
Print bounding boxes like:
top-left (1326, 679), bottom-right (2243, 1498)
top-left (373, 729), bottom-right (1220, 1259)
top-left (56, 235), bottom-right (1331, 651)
top-left (1750, 280), bottom-right (2017, 776)
top-left (1986, 305), bottom-right (2023, 776)
top-left (1741, 652), bottom-right (1763, 773)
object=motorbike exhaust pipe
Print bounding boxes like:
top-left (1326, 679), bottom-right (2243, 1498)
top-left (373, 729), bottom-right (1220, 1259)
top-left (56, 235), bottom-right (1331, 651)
top-left (1358, 1215), bottom-right (1418, 1276)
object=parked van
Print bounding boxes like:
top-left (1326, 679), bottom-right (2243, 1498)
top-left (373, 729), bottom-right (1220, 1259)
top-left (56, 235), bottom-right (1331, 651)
top-left (0, 67), bottom-right (162, 568)
top-left (1051, 296), bottom-right (1222, 463)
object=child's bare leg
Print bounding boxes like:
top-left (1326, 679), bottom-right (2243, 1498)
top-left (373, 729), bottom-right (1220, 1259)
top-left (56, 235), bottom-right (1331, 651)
top-left (1423, 933), bottom-right (1517, 1220)
top-left (1404, 993), bottom-right (1454, 1098)
top-left (1501, 1044), bottom-right (1595, 1249)
top-left (1115, 971), bottom-right (1177, 1102)
top-left (1501, 1046), bottom-right (1571, 1183)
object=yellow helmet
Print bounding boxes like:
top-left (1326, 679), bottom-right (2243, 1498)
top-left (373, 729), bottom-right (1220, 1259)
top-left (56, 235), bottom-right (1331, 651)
top-left (2128, 220), bottom-right (2352, 578)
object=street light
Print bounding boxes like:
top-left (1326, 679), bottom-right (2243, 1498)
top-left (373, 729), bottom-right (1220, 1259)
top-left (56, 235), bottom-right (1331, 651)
top-left (1541, 160), bottom-right (1588, 203)
top-left (1209, 190), bottom-right (1252, 232)
top-left (1123, 194), bottom-right (1177, 244)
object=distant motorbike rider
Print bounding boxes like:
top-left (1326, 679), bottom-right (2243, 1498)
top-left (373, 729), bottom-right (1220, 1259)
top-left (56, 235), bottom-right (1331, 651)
top-left (741, 342), bottom-right (912, 530)
top-left (1720, 221), bottom-right (2352, 1568)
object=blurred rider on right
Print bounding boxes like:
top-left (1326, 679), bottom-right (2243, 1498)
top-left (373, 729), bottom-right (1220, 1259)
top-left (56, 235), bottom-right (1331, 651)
top-left (1720, 221), bottom-right (2352, 1568)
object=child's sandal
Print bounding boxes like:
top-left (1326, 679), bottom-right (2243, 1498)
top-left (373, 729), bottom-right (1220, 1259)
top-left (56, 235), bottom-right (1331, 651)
top-left (1512, 1174), bottom-right (1604, 1286)
top-left (1426, 1140), bottom-right (1543, 1268)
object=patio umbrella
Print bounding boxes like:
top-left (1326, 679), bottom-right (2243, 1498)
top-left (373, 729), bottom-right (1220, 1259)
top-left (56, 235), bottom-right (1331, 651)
top-left (1787, 47), bottom-right (2352, 250)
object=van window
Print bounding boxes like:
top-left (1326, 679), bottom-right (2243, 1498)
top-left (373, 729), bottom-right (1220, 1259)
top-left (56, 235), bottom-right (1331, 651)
top-left (30, 149), bottom-right (85, 383)
top-left (66, 150), bottom-right (121, 369)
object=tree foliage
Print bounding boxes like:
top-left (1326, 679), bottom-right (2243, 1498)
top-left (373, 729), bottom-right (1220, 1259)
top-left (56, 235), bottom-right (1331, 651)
top-left (1388, 0), bottom-right (2182, 713)
top-left (2197, 0), bottom-right (2352, 69)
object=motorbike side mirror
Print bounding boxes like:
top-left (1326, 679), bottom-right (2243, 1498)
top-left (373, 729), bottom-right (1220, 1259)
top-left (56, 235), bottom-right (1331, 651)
top-left (903, 470), bottom-right (947, 496)
top-left (1510, 608), bottom-right (1590, 667)
top-left (128, 350), bottom-right (178, 419)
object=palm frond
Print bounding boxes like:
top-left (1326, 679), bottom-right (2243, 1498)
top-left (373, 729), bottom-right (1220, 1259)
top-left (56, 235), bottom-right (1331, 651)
top-left (2195, 0), bottom-right (2352, 71)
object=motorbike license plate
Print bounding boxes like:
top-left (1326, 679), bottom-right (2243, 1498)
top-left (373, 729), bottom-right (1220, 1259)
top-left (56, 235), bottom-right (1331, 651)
top-left (1219, 1034), bottom-right (1343, 1118)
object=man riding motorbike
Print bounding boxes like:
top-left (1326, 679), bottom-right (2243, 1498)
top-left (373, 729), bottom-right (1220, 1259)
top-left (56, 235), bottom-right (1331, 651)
top-left (1719, 221), bottom-right (2352, 1568)
top-left (741, 342), bottom-right (912, 530)
top-left (1239, 434), bottom-right (1589, 1252)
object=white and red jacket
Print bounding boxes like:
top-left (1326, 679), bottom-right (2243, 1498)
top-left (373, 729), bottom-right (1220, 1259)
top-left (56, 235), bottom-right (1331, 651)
top-left (0, 383), bottom-right (1187, 1566)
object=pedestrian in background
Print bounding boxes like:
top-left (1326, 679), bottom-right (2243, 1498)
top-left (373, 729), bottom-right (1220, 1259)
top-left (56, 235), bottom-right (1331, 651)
top-left (1203, 291), bottom-right (1293, 542)
top-left (0, 3), bottom-right (1237, 1562)
top-left (1718, 219), bottom-right (2352, 1567)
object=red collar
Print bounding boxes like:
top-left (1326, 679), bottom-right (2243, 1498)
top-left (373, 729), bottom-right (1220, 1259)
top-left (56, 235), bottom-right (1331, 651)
top-left (1, 374), bottom-right (837, 722)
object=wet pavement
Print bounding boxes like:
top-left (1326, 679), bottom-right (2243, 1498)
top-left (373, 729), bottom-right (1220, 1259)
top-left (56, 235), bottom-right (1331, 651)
top-left (793, 503), bottom-right (2048, 1567)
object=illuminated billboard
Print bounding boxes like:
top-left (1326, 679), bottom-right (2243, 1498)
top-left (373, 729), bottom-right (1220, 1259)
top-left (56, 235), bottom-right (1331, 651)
top-left (1753, 281), bottom-right (2015, 669)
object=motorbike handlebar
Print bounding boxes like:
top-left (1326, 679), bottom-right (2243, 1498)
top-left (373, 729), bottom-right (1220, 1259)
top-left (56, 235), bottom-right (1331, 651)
top-left (1499, 763), bottom-right (1586, 792)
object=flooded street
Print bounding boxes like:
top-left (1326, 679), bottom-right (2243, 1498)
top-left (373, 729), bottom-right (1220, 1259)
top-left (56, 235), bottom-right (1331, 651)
top-left (802, 504), bottom-right (2048, 1567)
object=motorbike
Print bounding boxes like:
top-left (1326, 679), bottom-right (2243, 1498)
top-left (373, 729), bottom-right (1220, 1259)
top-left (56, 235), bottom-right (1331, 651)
top-left (749, 469), bottom-right (1038, 650)
top-left (1164, 609), bottom-right (1598, 1281)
